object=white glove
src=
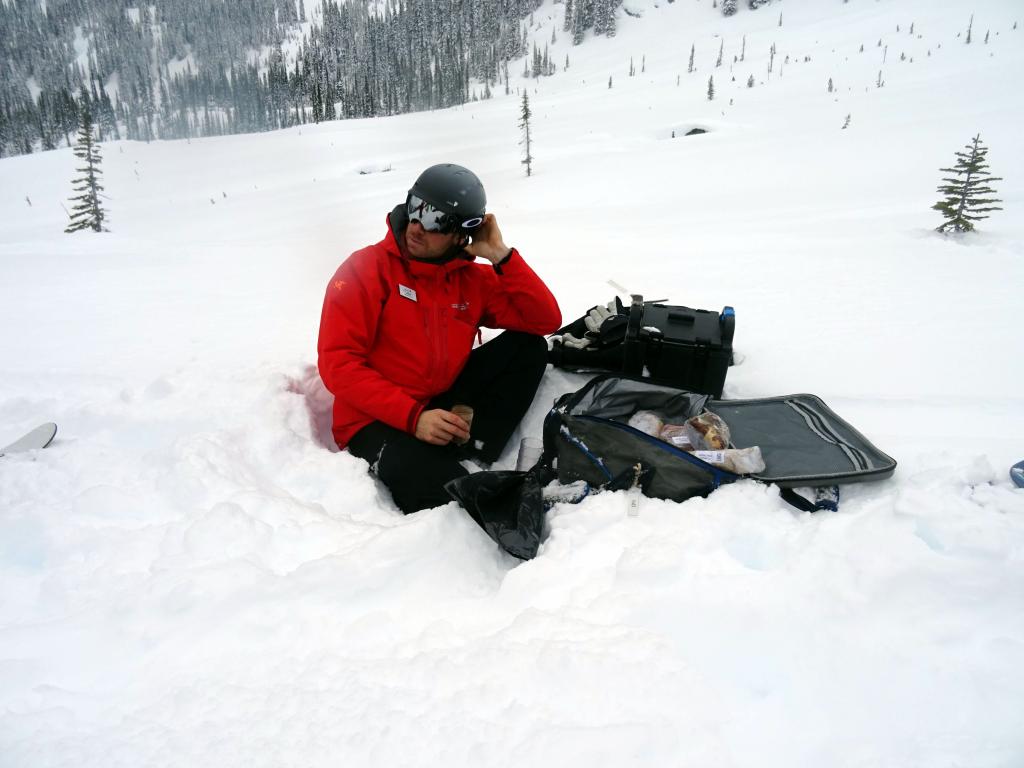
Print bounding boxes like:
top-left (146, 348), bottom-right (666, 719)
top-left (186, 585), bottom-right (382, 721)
top-left (561, 333), bottom-right (592, 350)
top-left (583, 302), bottom-right (617, 335)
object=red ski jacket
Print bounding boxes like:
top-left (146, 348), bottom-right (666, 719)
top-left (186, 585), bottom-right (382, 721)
top-left (318, 213), bottom-right (561, 449)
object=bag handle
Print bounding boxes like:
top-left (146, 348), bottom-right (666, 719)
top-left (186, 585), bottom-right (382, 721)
top-left (622, 293), bottom-right (646, 376)
top-left (779, 486), bottom-right (840, 513)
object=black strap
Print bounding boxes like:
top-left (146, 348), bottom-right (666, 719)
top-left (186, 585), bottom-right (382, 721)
top-left (780, 486), bottom-right (840, 513)
top-left (622, 294), bottom-right (645, 375)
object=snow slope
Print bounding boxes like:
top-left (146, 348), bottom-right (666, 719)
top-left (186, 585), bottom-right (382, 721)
top-left (1, 1), bottom-right (1023, 766)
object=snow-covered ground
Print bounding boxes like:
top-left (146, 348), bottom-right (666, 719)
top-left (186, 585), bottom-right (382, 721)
top-left (2, 0), bottom-right (1024, 765)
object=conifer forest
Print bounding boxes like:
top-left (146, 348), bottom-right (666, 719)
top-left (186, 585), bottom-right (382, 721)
top-left (0, 0), bottom-right (637, 157)
top-left (0, 0), bottom-right (786, 157)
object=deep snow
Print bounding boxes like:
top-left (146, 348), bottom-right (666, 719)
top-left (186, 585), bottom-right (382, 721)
top-left (2, 0), bottom-right (1024, 766)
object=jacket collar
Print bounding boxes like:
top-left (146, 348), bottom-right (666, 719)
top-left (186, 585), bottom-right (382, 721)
top-left (383, 205), bottom-right (473, 279)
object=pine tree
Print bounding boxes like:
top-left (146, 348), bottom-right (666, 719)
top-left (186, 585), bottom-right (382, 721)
top-left (518, 91), bottom-right (533, 177)
top-left (722, 0), bottom-right (737, 16)
top-left (716, 39), bottom-right (724, 67)
top-left (688, 44), bottom-right (695, 73)
top-left (933, 134), bottom-right (1003, 233)
top-left (707, 75), bottom-right (715, 100)
top-left (64, 106), bottom-right (107, 233)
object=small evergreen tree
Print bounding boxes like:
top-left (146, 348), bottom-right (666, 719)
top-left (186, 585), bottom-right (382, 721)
top-left (716, 39), bottom-right (724, 67)
top-left (688, 44), bottom-right (695, 73)
top-left (933, 134), bottom-right (1003, 233)
top-left (722, 0), bottom-right (737, 16)
top-left (707, 75), bottom-right (715, 100)
top-left (518, 91), bottom-right (533, 177)
top-left (65, 106), bottom-right (107, 233)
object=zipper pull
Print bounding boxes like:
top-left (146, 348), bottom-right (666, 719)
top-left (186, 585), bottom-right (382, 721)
top-left (626, 462), bottom-right (643, 517)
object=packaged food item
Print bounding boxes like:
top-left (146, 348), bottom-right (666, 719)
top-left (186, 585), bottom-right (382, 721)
top-left (684, 410), bottom-right (731, 450)
top-left (627, 410), bottom-right (664, 437)
top-left (659, 424), bottom-right (693, 449)
top-left (691, 446), bottom-right (766, 474)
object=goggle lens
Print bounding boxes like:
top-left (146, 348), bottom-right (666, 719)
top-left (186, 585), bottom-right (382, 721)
top-left (407, 194), bottom-right (452, 232)
top-left (408, 194), bottom-right (484, 233)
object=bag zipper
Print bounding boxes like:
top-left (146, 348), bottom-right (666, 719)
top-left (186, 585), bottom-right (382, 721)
top-left (575, 414), bottom-right (738, 487)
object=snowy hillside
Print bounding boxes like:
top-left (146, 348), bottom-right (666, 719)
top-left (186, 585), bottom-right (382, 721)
top-left (2, 0), bottom-right (1023, 766)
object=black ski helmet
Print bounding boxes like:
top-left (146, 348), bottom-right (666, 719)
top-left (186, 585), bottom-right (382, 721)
top-left (407, 163), bottom-right (487, 234)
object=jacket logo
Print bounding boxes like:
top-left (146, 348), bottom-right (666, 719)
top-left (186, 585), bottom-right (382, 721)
top-left (333, 280), bottom-right (346, 291)
top-left (398, 284), bottom-right (418, 302)
top-left (451, 302), bottom-right (470, 312)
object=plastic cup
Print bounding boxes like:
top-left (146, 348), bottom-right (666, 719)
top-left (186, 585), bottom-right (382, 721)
top-left (451, 404), bottom-right (474, 446)
top-left (516, 437), bottom-right (544, 471)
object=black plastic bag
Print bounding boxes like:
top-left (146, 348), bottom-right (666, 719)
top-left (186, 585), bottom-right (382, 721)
top-left (445, 470), bottom-right (545, 560)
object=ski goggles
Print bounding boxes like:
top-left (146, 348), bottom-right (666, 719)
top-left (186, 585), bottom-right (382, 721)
top-left (407, 194), bottom-right (484, 233)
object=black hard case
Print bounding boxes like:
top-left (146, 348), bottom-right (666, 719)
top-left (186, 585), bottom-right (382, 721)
top-left (549, 295), bottom-right (735, 398)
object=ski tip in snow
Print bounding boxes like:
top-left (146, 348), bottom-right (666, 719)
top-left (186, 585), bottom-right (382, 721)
top-left (0, 422), bottom-right (58, 457)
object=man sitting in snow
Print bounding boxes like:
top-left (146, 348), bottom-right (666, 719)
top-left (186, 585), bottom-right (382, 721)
top-left (318, 163), bottom-right (561, 514)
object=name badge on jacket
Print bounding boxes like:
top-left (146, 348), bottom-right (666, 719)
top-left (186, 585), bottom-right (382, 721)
top-left (398, 284), bottom-right (417, 302)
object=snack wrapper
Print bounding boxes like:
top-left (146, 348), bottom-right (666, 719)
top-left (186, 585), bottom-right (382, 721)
top-left (684, 411), bottom-right (731, 450)
top-left (627, 410), bottom-right (664, 437)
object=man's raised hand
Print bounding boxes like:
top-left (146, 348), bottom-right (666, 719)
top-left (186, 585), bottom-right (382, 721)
top-left (462, 213), bottom-right (510, 265)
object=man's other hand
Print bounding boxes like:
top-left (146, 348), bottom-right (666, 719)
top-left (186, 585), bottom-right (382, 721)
top-left (462, 213), bottom-right (510, 265)
top-left (414, 408), bottom-right (471, 445)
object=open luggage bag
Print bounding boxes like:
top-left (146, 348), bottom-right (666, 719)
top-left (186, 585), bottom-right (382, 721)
top-left (543, 374), bottom-right (896, 502)
top-left (447, 374), bottom-right (897, 561)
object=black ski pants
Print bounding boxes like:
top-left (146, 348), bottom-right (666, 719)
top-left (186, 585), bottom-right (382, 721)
top-left (347, 331), bottom-right (548, 514)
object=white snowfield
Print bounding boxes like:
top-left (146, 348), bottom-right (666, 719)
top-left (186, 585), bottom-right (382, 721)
top-left (2, 0), bottom-right (1023, 766)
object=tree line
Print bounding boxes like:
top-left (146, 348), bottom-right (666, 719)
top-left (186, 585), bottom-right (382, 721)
top-left (1, 0), bottom-right (630, 157)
